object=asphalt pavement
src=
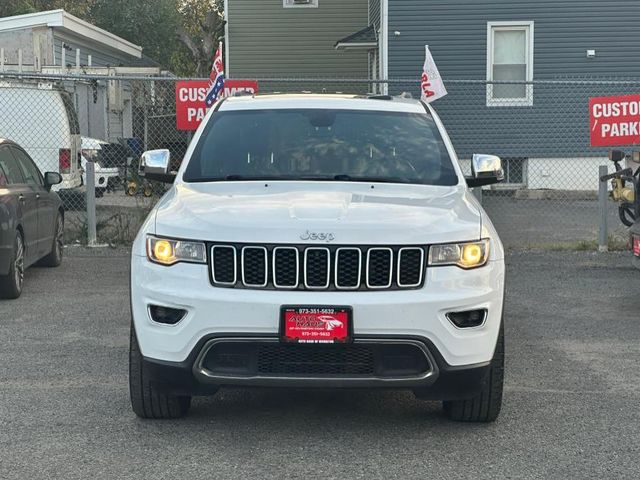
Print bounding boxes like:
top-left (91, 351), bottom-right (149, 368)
top-left (1, 248), bottom-right (639, 479)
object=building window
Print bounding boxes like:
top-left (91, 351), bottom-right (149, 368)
top-left (486, 21), bottom-right (534, 107)
top-left (283, 0), bottom-right (318, 8)
top-left (502, 157), bottom-right (528, 186)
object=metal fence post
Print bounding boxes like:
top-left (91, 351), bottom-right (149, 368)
top-left (86, 161), bottom-right (97, 246)
top-left (598, 165), bottom-right (608, 252)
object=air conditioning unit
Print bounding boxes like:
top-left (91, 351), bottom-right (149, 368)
top-left (294, 0), bottom-right (312, 3)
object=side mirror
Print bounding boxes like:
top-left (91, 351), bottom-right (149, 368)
top-left (44, 171), bottom-right (62, 191)
top-left (466, 154), bottom-right (504, 188)
top-left (609, 150), bottom-right (626, 163)
top-left (139, 149), bottom-right (175, 184)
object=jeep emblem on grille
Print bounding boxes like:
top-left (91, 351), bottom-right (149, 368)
top-left (300, 230), bottom-right (335, 242)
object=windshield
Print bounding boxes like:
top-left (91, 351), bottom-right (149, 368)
top-left (184, 108), bottom-right (459, 186)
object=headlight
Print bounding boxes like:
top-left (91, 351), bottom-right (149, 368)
top-left (146, 236), bottom-right (206, 266)
top-left (428, 239), bottom-right (490, 269)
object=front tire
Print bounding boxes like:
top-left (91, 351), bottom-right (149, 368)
top-left (126, 183), bottom-right (137, 196)
top-left (0, 232), bottom-right (25, 299)
top-left (129, 326), bottom-right (191, 419)
top-left (442, 324), bottom-right (504, 422)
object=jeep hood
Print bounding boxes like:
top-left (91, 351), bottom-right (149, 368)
top-left (153, 182), bottom-right (482, 245)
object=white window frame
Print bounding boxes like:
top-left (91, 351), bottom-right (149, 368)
top-left (486, 21), bottom-right (534, 107)
top-left (283, 0), bottom-right (318, 8)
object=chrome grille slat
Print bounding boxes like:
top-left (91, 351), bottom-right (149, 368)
top-left (397, 248), bottom-right (425, 288)
top-left (335, 248), bottom-right (362, 290)
top-left (273, 247), bottom-right (299, 288)
top-left (304, 247), bottom-right (330, 289)
top-left (366, 248), bottom-right (393, 289)
top-left (209, 244), bottom-right (425, 291)
top-left (241, 246), bottom-right (268, 287)
top-left (211, 246), bottom-right (237, 285)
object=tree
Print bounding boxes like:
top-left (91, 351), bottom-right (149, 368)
top-left (88, 0), bottom-right (181, 71)
top-left (176, 0), bottom-right (225, 77)
top-left (0, 0), bottom-right (92, 17)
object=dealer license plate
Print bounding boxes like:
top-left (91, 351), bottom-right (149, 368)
top-left (280, 306), bottom-right (352, 344)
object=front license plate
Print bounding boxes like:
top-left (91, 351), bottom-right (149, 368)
top-left (280, 306), bottom-right (352, 344)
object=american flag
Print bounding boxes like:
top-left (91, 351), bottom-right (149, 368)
top-left (205, 43), bottom-right (225, 107)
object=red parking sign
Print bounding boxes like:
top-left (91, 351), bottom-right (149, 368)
top-left (590, 94), bottom-right (640, 147)
top-left (175, 79), bottom-right (258, 131)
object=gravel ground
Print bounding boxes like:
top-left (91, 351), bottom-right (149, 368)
top-left (482, 196), bottom-right (629, 247)
top-left (0, 248), bottom-right (639, 479)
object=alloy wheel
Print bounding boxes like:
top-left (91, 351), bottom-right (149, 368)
top-left (14, 235), bottom-right (24, 289)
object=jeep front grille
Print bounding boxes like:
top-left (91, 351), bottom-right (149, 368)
top-left (209, 243), bottom-right (426, 291)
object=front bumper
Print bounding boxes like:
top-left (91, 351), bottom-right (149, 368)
top-left (131, 253), bottom-right (505, 368)
top-left (140, 334), bottom-right (492, 400)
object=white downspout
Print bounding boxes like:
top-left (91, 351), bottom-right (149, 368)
top-left (380, 0), bottom-right (389, 94)
top-left (224, 0), bottom-right (231, 78)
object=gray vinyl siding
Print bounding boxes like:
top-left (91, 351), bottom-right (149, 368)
top-left (72, 82), bottom-right (107, 139)
top-left (228, 0), bottom-right (369, 79)
top-left (369, 0), bottom-right (380, 28)
top-left (53, 33), bottom-right (130, 68)
top-left (108, 110), bottom-right (124, 139)
top-left (387, 0), bottom-right (640, 159)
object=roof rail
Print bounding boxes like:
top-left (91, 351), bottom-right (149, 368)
top-left (229, 90), bottom-right (255, 98)
top-left (366, 94), bottom-right (393, 100)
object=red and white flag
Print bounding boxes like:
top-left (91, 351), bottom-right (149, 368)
top-left (421, 45), bottom-right (447, 104)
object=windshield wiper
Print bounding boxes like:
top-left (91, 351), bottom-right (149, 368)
top-left (187, 174), bottom-right (416, 184)
top-left (192, 175), bottom-right (290, 182)
top-left (333, 174), bottom-right (352, 181)
top-left (331, 174), bottom-right (414, 184)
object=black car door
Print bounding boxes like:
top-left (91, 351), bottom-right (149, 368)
top-left (11, 146), bottom-right (55, 259)
top-left (0, 146), bottom-right (38, 266)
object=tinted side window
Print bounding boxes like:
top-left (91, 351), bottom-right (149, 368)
top-left (0, 146), bottom-right (25, 186)
top-left (12, 148), bottom-right (43, 186)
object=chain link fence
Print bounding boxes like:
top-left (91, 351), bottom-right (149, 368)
top-left (0, 72), bottom-right (636, 249)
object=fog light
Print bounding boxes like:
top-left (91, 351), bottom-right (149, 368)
top-left (148, 305), bottom-right (187, 325)
top-left (446, 309), bottom-right (487, 328)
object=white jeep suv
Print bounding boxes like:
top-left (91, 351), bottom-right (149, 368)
top-left (129, 94), bottom-right (506, 422)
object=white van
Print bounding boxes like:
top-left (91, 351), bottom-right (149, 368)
top-left (0, 82), bottom-right (82, 191)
